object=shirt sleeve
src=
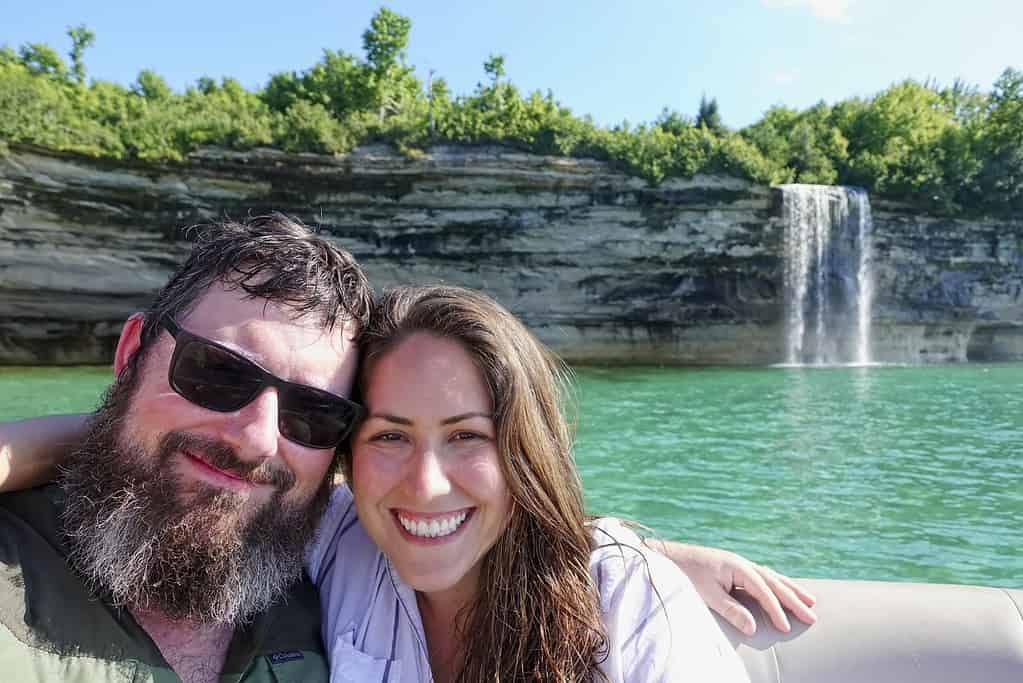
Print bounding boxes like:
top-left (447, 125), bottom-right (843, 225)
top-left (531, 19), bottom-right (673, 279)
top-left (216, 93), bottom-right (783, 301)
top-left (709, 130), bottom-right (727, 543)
top-left (591, 518), bottom-right (751, 683)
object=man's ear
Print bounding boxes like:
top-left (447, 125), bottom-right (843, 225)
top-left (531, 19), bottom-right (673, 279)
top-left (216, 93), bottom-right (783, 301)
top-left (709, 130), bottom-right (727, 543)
top-left (113, 313), bottom-right (146, 377)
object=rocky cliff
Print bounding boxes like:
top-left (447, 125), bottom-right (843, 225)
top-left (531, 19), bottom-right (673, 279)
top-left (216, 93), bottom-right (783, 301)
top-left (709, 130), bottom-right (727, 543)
top-left (1, 143), bottom-right (1020, 365)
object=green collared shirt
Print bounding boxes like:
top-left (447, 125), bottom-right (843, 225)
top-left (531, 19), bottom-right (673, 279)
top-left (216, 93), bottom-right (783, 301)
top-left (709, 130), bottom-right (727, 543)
top-left (0, 485), bottom-right (329, 683)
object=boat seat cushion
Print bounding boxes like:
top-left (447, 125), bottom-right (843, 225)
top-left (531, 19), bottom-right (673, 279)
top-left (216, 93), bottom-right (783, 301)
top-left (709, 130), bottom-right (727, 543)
top-left (716, 578), bottom-right (1023, 683)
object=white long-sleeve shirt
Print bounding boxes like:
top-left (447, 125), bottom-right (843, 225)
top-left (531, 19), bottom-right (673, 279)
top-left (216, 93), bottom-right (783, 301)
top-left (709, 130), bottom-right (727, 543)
top-left (307, 487), bottom-right (750, 683)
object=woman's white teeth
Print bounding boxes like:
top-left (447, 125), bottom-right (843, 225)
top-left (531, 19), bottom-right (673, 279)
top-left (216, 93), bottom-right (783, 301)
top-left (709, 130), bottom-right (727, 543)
top-left (399, 511), bottom-right (469, 538)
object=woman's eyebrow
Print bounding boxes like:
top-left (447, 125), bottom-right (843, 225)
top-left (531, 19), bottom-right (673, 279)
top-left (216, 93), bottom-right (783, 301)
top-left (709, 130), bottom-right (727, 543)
top-left (441, 412), bottom-right (493, 425)
top-left (365, 411), bottom-right (493, 426)
top-left (368, 413), bottom-right (413, 425)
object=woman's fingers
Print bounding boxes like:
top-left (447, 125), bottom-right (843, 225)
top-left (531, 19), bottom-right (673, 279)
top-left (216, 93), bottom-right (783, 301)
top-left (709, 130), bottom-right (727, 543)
top-left (711, 591), bottom-right (758, 637)
top-left (775, 570), bottom-right (818, 607)
top-left (758, 567), bottom-right (818, 625)
top-left (733, 564), bottom-right (791, 633)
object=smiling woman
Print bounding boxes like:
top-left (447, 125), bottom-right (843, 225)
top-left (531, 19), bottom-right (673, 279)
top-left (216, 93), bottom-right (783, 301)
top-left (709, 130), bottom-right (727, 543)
top-left (308, 285), bottom-right (750, 683)
top-left (352, 331), bottom-right (511, 603)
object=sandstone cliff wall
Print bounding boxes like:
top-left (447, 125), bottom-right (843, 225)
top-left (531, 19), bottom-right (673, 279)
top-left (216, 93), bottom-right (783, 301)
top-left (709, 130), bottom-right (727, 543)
top-left (0, 143), bottom-right (1020, 365)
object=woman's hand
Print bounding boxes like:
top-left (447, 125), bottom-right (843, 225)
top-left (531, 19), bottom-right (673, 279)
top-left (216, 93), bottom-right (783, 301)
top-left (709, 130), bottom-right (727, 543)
top-left (0, 414), bottom-right (88, 492)
top-left (646, 539), bottom-right (817, 636)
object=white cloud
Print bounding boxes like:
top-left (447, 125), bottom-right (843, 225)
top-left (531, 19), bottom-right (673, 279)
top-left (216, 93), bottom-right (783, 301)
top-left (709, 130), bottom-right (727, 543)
top-left (762, 0), bottom-right (853, 23)
top-left (772, 69), bottom-right (801, 85)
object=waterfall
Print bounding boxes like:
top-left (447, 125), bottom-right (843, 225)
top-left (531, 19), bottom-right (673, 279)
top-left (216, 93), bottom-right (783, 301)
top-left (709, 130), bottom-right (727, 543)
top-left (780, 185), bottom-right (874, 365)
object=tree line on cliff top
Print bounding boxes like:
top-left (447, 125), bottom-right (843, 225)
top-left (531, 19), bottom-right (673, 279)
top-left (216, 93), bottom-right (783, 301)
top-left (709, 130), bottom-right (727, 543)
top-left (2, 9), bottom-right (1022, 216)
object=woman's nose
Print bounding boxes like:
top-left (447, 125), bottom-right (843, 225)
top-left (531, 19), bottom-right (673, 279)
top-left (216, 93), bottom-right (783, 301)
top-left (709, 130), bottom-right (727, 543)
top-left (403, 445), bottom-right (452, 500)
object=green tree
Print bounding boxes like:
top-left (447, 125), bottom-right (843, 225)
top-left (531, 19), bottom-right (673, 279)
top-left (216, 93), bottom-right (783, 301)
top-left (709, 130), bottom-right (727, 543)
top-left (655, 107), bottom-right (693, 136)
top-left (0, 59), bottom-right (123, 156)
top-left (836, 80), bottom-right (955, 205)
top-left (4, 18), bottom-right (1021, 214)
top-left (195, 76), bottom-right (217, 94)
top-left (133, 69), bottom-right (172, 100)
top-left (262, 70), bottom-right (305, 112)
top-left (940, 78), bottom-right (986, 123)
top-left (362, 7), bottom-right (410, 73)
top-left (741, 106), bottom-right (800, 180)
top-left (272, 100), bottom-right (350, 154)
top-left (483, 54), bottom-right (506, 84)
top-left (976, 68), bottom-right (1023, 211)
top-left (361, 7), bottom-right (417, 120)
top-left (18, 43), bottom-right (68, 79)
top-left (303, 49), bottom-right (369, 116)
top-left (741, 105), bottom-right (841, 184)
top-left (67, 24), bottom-right (95, 85)
top-left (696, 95), bottom-right (725, 133)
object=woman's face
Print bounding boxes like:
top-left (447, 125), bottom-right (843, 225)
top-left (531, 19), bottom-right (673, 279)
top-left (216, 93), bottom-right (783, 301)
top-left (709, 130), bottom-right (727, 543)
top-left (351, 331), bottom-right (512, 598)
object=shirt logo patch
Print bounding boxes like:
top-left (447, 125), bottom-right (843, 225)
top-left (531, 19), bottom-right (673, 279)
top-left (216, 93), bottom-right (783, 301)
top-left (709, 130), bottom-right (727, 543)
top-left (269, 650), bottom-right (305, 664)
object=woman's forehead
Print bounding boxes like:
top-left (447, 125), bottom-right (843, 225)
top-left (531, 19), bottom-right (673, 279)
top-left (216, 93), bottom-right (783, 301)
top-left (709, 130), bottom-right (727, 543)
top-left (364, 333), bottom-right (493, 412)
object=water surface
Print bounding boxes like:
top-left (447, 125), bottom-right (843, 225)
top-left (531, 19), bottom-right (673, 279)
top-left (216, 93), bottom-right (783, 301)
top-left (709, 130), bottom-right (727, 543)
top-left (2, 364), bottom-right (1019, 587)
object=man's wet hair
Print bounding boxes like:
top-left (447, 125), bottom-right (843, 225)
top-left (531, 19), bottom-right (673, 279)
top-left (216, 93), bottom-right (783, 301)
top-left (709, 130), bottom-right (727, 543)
top-left (132, 213), bottom-right (372, 367)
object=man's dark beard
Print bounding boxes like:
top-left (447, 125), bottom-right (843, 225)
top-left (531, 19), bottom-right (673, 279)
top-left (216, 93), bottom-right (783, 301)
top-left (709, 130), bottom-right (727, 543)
top-left (59, 369), bottom-right (331, 626)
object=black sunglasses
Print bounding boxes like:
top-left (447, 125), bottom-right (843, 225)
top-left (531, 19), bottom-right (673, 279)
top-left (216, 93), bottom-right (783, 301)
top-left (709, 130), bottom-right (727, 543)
top-left (161, 317), bottom-right (363, 449)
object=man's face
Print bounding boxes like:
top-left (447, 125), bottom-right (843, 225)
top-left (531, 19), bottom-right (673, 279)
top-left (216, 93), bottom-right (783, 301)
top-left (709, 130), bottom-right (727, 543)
top-left (124, 282), bottom-right (359, 512)
top-left (60, 282), bottom-right (359, 625)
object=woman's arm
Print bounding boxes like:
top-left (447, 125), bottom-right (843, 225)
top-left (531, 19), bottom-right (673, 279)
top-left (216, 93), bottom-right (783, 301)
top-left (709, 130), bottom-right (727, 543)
top-left (0, 414), bottom-right (88, 492)
top-left (591, 519), bottom-right (752, 683)
top-left (645, 538), bottom-right (816, 635)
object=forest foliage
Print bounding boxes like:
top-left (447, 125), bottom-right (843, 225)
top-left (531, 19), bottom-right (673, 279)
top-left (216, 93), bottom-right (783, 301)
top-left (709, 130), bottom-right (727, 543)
top-left (2, 10), bottom-right (1022, 215)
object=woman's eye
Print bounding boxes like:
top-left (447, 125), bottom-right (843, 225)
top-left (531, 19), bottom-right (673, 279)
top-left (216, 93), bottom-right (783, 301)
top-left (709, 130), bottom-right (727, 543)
top-left (452, 431), bottom-right (487, 442)
top-left (370, 432), bottom-right (405, 443)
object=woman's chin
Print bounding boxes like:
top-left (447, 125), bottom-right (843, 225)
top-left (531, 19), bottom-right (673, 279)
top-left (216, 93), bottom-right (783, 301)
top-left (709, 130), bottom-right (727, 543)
top-left (396, 559), bottom-right (481, 599)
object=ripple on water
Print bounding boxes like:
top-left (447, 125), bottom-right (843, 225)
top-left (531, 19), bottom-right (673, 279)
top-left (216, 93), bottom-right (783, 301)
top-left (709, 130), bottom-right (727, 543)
top-left (574, 364), bottom-right (1023, 588)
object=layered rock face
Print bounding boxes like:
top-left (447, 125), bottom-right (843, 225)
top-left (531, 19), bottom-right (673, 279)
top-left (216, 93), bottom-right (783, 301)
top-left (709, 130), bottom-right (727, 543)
top-left (869, 206), bottom-right (1023, 362)
top-left (0, 143), bottom-right (1020, 365)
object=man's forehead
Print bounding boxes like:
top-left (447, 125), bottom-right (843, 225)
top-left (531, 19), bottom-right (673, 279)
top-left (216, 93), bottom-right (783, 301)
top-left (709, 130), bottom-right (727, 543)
top-left (181, 283), bottom-right (324, 331)
top-left (176, 285), bottom-right (358, 387)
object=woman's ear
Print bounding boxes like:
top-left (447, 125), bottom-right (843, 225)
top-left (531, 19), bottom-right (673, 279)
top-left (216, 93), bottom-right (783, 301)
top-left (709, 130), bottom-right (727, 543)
top-left (113, 313), bottom-right (146, 377)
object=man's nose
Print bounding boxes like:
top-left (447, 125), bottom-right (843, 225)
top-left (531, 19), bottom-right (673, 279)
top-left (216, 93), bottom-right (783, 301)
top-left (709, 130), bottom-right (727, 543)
top-left (404, 445), bottom-right (451, 500)
top-left (222, 388), bottom-right (281, 461)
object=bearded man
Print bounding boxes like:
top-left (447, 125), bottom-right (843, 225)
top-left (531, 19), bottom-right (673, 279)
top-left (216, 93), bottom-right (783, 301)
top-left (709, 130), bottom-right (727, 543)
top-left (0, 215), bottom-right (371, 682)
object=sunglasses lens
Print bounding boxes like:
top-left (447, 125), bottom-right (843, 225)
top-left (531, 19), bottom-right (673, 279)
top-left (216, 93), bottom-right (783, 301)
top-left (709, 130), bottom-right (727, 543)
top-left (279, 387), bottom-right (361, 448)
top-left (172, 340), bottom-right (263, 411)
top-left (167, 326), bottom-right (361, 449)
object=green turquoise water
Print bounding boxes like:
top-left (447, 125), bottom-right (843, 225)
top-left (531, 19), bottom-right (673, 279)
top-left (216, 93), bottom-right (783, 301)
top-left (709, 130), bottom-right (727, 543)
top-left (2, 364), bottom-right (1020, 587)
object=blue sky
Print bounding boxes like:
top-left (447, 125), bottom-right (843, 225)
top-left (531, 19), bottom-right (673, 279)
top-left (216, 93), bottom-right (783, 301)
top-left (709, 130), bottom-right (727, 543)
top-left (3, 1), bottom-right (1020, 128)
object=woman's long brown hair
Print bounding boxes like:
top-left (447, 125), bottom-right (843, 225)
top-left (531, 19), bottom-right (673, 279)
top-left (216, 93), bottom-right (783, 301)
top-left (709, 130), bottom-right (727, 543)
top-left (343, 285), bottom-right (609, 682)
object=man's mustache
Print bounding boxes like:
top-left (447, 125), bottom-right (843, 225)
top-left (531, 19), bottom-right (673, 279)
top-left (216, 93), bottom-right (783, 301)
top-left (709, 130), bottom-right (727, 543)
top-left (159, 431), bottom-right (296, 491)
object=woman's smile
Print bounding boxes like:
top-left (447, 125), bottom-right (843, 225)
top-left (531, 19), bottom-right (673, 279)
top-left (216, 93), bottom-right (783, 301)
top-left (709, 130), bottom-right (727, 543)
top-left (393, 508), bottom-right (474, 542)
